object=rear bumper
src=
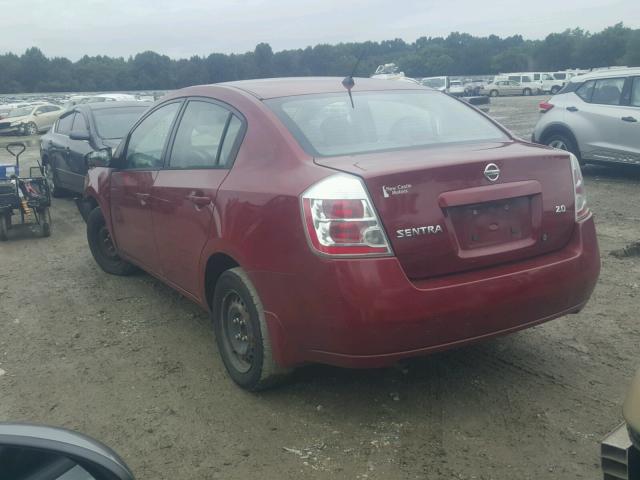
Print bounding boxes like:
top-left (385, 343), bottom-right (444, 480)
top-left (253, 216), bottom-right (600, 368)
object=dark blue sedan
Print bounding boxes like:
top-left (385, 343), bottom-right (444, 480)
top-left (40, 101), bottom-right (151, 196)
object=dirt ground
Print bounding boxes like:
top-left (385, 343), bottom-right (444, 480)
top-left (0, 95), bottom-right (639, 480)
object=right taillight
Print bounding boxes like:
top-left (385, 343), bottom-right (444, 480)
top-left (301, 174), bottom-right (392, 256)
top-left (570, 154), bottom-right (589, 221)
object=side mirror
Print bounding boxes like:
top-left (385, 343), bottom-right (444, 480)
top-left (70, 130), bottom-right (91, 141)
top-left (86, 148), bottom-right (112, 168)
top-left (0, 423), bottom-right (134, 480)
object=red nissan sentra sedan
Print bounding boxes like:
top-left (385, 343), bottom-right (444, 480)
top-left (81, 77), bottom-right (600, 390)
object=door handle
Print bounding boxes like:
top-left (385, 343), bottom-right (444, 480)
top-left (621, 116), bottom-right (638, 123)
top-left (566, 106), bottom-right (578, 112)
top-left (186, 194), bottom-right (211, 207)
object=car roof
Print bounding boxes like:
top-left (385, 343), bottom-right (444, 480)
top-left (569, 67), bottom-right (640, 82)
top-left (217, 76), bottom-right (426, 99)
top-left (73, 101), bottom-right (152, 112)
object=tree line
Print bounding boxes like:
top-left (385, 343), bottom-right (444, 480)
top-left (1, 23), bottom-right (639, 94)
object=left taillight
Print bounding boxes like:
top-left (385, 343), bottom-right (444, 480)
top-left (570, 154), bottom-right (589, 221)
top-left (301, 173), bottom-right (393, 256)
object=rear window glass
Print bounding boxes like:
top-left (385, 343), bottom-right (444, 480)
top-left (266, 91), bottom-right (508, 157)
top-left (93, 106), bottom-right (148, 139)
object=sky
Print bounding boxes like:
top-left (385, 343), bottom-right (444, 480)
top-left (1, 0), bottom-right (639, 60)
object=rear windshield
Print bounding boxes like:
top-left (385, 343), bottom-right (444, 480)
top-left (266, 90), bottom-right (508, 157)
top-left (93, 106), bottom-right (148, 139)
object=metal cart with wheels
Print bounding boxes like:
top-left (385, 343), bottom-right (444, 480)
top-left (0, 142), bottom-right (52, 241)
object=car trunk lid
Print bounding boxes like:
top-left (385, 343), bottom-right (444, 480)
top-left (315, 141), bottom-right (576, 279)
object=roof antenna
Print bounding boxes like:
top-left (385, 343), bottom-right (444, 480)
top-left (342, 46), bottom-right (368, 109)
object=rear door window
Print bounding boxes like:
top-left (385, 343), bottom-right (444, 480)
top-left (591, 78), bottom-right (625, 105)
top-left (169, 100), bottom-right (244, 169)
top-left (125, 102), bottom-right (181, 169)
top-left (56, 113), bottom-right (75, 135)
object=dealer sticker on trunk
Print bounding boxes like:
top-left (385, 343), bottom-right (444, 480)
top-left (382, 184), bottom-right (412, 198)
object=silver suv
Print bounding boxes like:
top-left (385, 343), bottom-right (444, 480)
top-left (533, 67), bottom-right (640, 166)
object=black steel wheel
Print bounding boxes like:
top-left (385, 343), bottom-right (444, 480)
top-left (213, 267), bottom-right (290, 391)
top-left (87, 207), bottom-right (137, 275)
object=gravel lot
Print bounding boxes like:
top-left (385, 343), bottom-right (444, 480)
top-left (1, 95), bottom-right (639, 480)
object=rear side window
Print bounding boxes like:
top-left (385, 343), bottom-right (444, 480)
top-left (591, 78), bottom-right (625, 105)
top-left (266, 91), bottom-right (508, 157)
top-left (169, 101), bottom-right (237, 169)
top-left (125, 102), bottom-right (180, 169)
top-left (631, 77), bottom-right (640, 107)
top-left (56, 113), bottom-right (74, 135)
top-left (218, 115), bottom-right (243, 166)
top-left (576, 81), bottom-right (595, 101)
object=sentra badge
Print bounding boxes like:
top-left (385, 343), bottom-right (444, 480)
top-left (396, 225), bottom-right (443, 238)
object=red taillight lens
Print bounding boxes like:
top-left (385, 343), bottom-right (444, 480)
top-left (301, 174), bottom-right (392, 256)
top-left (539, 100), bottom-right (554, 113)
top-left (322, 199), bottom-right (364, 219)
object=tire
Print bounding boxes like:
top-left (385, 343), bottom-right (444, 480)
top-left (44, 162), bottom-right (67, 198)
top-left (544, 132), bottom-right (582, 163)
top-left (0, 214), bottom-right (8, 241)
top-left (25, 122), bottom-right (38, 136)
top-left (523, 88), bottom-right (532, 96)
top-left (489, 90), bottom-right (499, 97)
top-left (39, 207), bottom-right (51, 237)
top-left (212, 267), bottom-right (290, 391)
top-left (550, 86), bottom-right (561, 94)
top-left (87, 207), bottom-right (137, 276)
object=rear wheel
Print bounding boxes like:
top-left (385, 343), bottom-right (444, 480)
top-left (44, 162), bottom-right (66, 198)
top-left (0, 214), bottom-right (9, 241)
top-left (523, 88), bottom-right (532, 96)
top-left (87, 207), bottom-right (137, 275)
top-left (545, 132), bottom-right (582, 164)
top-left (212, 267), bottom-right (290, 391)
top-left (39, 207), bottom-right (51, 237)
top-left (489, 90), bottom-right (499, 97)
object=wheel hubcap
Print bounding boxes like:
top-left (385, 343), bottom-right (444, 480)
top-left (549, 139), bottom-right (568, 150)
top-left (98, 225), bottom-right (117, 258)
top-left (221, 291), bottom-right (254, 373)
